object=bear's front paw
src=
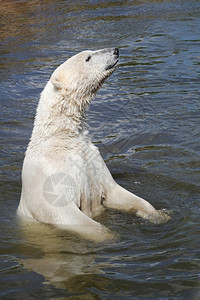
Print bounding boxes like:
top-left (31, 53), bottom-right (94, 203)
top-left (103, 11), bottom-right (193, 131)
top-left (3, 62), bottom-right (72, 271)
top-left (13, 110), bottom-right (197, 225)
top-left (136, 208), bottom-right (171, 223)
top-left (151, 209), bottom-right (171, 224)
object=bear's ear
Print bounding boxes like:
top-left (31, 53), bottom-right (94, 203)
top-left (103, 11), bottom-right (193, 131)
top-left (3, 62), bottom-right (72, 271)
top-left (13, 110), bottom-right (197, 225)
top-left (50, 67), bottom-right (65, 89)
top-left (51, 74), bottom-right (62, 89)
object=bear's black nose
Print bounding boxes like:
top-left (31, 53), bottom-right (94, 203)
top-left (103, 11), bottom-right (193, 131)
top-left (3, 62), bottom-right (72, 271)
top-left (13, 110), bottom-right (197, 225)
top-left (114, 48), bottom-right (119, 56)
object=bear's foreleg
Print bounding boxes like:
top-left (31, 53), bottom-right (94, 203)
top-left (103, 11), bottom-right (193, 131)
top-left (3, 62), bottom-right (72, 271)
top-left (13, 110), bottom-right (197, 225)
top-left (104, 183), bottom-right (170, 223)
top-left (55, 201), bottom-right (114, 241)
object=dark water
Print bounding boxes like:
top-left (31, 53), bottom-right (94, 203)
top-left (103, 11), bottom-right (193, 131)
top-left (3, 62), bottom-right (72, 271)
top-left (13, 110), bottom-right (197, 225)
top-left (0, 0), bottom-right (200, 299)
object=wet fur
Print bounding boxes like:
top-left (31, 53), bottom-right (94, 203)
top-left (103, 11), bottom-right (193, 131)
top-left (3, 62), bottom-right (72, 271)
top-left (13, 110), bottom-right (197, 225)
top-left (18, 48), bottom-right (169, 241)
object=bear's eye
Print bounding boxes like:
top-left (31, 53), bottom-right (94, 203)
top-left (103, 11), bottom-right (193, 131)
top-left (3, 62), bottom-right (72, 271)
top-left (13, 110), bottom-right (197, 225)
top-left (85, 55), bottom-right (91, 62)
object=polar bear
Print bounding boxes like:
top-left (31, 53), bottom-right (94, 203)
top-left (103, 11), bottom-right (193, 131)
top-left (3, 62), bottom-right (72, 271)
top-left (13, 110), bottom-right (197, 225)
top-left (18, 48), bottom-right (169, 240)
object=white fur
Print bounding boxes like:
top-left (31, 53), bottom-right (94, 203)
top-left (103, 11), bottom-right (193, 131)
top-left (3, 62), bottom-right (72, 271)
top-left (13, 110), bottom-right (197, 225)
top-left (18, 48), bottom-right (169, 241)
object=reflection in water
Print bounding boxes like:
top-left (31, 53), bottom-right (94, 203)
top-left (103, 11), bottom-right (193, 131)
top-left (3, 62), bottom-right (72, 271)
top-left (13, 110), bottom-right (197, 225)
top-left (0, 0), bottom-right (200, 298)
top-left (17, 217), bottom-right (103, 291)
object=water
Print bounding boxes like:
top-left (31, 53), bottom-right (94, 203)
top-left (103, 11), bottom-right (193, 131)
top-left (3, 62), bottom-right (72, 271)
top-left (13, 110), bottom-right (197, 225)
top-left (0, 0), bottom-right (200, 299)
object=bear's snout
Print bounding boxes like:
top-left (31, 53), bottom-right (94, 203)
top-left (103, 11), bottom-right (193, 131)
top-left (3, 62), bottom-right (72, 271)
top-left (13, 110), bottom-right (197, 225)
top-left (113, 48), bottom-right (119, 57)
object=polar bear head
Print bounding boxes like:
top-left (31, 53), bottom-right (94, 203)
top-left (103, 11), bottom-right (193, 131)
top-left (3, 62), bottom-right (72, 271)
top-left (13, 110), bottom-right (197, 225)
top-left (50, 48), bottom-right (119, 98)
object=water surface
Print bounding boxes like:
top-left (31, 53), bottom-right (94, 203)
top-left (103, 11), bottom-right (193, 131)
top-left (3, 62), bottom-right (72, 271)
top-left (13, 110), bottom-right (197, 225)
top-left (0, 0), bottom-right (200, 299)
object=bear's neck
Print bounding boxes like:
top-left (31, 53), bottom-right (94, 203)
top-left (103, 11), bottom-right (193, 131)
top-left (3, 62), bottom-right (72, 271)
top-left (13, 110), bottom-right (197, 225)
top-left (28, 81), bottom-right (92, 150)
